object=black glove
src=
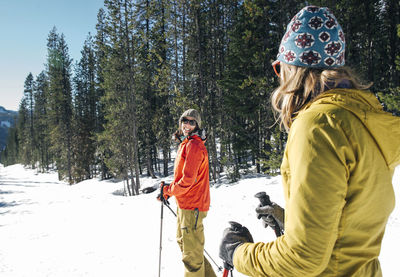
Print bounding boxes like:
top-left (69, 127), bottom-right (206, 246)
top-left (255, 202), bottom-right (285, 231)
top-left (219, 221), bottom-right (254, 269)
top-left (156, 182), bottom-right (170, 205)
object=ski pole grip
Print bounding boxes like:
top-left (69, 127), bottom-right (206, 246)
top-left (255, 191), bottom-right (283, 237)
top-left (160, 181), bottom-right (166, 201)
top-left (255, 191), bottom-right (272, 207)
top-left (228, 221), bottom-right (243, 230)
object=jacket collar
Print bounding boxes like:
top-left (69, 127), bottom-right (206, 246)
top-left (182, 129), bottom-right (207, 143)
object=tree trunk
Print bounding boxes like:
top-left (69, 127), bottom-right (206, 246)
top-left (163, 146), bottom-right (169, 177)
top-left (146, 146), bottom-right (156, 178)
top-left (125, 175), bottom-right (132, 196)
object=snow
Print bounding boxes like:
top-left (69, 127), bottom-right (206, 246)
top-left (0, 163), bottom-right (399, 277)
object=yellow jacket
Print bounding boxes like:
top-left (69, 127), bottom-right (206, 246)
top-left (234, 89), bottom-right (400, 276)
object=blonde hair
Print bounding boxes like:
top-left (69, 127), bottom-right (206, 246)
top-left (271, 63), bottom-right (372, 131)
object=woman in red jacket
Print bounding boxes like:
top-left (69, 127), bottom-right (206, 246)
top-left (162, 109), bottom-right (216, 277)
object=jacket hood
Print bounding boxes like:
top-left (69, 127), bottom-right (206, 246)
top-left (310, 89), bottom-right (400, 170)
top-left (191, 129), bottom-right (207, 141)
top-left (180, 129), bottom-right (207, 142)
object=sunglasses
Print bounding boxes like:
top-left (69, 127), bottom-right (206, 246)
top-left (181, 118), bottom-right (197, 126)
top-left (272, 60), bottom-right (280, 77)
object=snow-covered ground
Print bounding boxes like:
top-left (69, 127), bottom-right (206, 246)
top-left (0, 163), bottom-right (399, 277)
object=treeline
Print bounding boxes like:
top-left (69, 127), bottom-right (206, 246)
top-left (1, 0), bottom-right (399, 193)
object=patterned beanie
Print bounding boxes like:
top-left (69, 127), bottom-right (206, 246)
top-left (179, 109), bottom-right (202, 128)
top-left (277, 6), bottom-right (345, 68)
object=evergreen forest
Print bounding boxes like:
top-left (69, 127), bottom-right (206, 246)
top-left (1, 0), bottom-right (399, 195)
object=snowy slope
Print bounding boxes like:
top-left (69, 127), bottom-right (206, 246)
top-left (0, 164), bottom-right (399, 277)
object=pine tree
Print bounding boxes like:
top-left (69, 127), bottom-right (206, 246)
top-left (46, 27), bottom-right (74, 184)
top-left (377, 23), bottom-right (400, 116)
top-left (94, 8), bottom-right (111, 180)
top-left (135, 0), bottom-right (161, 178)
top-left (22, 73), bottom-right (35, 167)
top-left (146, 0), bottom-right (174, 177)
top-left (33, 71), bottom-right (52, 172)
top-left (219, 0), bottom-right (288, 178)
top-left (181, 0), bottom-right (223, 181)
top-left (72, 35), bottom-right (98, 182)
top-left (99, 0), bottom-right (141, 195)
top-left (16, 97), bottom-right (29, 165)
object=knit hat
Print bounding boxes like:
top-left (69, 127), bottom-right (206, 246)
top-left (277, 6), bottom-right (345, 68)
top-left (179, 109), bottom-right (201, 128)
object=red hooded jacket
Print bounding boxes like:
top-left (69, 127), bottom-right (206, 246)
top-left (164, 134), bottom-right (210, 211)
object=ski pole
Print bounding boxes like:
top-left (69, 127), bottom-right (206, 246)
top-left (162, 200), bottom-right (223, 272)
top-left (164, 200), bottom-right (177, 216)
top-left (204, 248), bottom-right (223, 272)
top-left (255, 192), bottom-right (283, 237)
top-left (222, 262), bottom-right (233, 277)
top-left (158, 183), bottom-right (166, 277)
top-left (222, 267), bottom-right (229, 277)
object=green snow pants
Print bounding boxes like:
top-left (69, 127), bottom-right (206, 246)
top-left (176, 208), bottom-right (217, 277)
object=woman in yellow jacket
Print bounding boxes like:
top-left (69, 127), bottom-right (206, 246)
top-left (162, 109), bottom-right (216, 277)
top-left (219, 6), bottom-right (400, 277)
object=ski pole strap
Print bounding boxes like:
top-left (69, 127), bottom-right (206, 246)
top-left (163, 200), bottom-right (177, 217)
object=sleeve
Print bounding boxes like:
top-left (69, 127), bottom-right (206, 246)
top-left (233, 112), bottom-right (355, 276)
top-left (166, 140), bottom-right (203, 197)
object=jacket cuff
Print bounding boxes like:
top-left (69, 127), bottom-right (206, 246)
top-left (233, 242), bottom-right (251, 270)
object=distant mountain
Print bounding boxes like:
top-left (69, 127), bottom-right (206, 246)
top-left (0, 106), bottom-right (18, 150)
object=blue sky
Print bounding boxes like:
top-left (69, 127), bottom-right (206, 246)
top-left (0, 0), bottom-right (105, 111)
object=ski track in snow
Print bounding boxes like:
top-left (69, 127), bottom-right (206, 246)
top-left (0, 164), bottom-right (399, 277)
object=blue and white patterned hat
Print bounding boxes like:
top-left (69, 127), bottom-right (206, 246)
top-left (277, 6), bottom-right (345, 68)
